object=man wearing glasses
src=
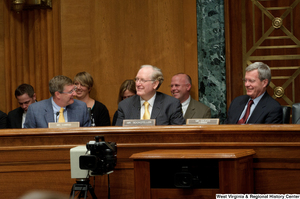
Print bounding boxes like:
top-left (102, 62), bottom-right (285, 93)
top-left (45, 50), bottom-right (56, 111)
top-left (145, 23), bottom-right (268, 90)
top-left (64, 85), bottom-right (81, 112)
top-left (115, 65), bottom-right (185, 126)
top-left (226, 62), bottom-right (282, 124)
top-left (24, 75), bottom-right (90, 128)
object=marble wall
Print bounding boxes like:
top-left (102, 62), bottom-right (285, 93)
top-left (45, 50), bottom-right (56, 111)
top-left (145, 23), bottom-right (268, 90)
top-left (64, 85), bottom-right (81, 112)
top-left (196, 0), bottom-right (226, 123)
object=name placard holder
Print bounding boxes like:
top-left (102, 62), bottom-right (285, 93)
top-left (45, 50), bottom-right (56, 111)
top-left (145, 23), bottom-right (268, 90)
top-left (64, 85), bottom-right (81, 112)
top-left (123, 119), bottom-right (156, 126)
top-left (48, 122), bottom-right (80, 128)
top-left (186, 118), bottom-right (219, 125)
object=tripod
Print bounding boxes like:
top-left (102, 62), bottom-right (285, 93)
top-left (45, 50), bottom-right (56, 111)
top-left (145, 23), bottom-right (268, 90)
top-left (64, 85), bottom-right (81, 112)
top-left (70, 178), bottom-right (97, 199)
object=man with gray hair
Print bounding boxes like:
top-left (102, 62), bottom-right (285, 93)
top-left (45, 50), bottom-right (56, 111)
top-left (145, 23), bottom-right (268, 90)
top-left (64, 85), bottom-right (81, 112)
top-left (226, 62), bottom-right (282, 124)
top-left (24, 75), bottom-right (90, 128)
top-left (115, 65), bottom-right (185, 125)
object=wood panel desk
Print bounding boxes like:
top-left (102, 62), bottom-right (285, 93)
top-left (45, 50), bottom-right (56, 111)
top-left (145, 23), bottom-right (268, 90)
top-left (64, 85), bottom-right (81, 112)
top-left (0, 125), bottom-right (300, 198)
top-left (130, 149), bottom-right (255, 199)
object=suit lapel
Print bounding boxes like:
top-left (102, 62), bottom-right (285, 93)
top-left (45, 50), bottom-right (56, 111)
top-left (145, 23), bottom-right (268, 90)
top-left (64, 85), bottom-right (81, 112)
top-left (184, 99), bottom-right (195, 119)
top-left (234, 97), bottom-right (249, 123)
top-left (132, 95), bottom-right (141, 119)
top-left (248, 92), bottom-right (268, 123)
top-left (151, 92), bottom-right (162, 119)
top-left (44, 98), bottom-right (55, 123)
top-left (16, 108), bottom-right (24, 128)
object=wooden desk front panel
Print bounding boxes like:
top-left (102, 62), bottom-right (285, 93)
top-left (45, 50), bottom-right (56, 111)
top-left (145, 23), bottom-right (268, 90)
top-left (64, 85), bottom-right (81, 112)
top-left (0, 125), bottom-right (300, 198)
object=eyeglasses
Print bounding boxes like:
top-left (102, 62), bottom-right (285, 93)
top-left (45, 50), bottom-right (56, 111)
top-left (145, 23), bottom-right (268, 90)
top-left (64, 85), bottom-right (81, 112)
top-left (242, 78), bottom-right (256, 84)
top-left (134, 78), bottom-right (154, 84)
top-left (61, 87), bottom-right (77, 94)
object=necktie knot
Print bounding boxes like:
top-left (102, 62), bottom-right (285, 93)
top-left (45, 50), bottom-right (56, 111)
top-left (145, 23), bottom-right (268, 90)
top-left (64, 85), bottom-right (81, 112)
top-left (143, 101), bottom-right (150, 120)
top-left (58, 107), bottom-right (65, 122)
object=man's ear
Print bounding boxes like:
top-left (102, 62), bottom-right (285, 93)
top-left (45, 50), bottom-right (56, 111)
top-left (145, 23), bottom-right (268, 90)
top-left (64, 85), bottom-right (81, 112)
top-left (32, 93), bottom-right (37, 101)
top-left (153, 80), bottom-right (159, 90)
top-left (54, 91), bottom-right (61, 99)
top-left (263, 79), bottom-right (269, 88)
top-left (187, 83), bottom-right (192, 91)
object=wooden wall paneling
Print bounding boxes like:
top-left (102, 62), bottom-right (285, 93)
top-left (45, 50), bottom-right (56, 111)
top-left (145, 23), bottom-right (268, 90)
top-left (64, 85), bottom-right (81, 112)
top-left (183, 0), bottom-right (198, 100)
top-left (61, 0), bottom-right (198, 122)
top-left (225, 0), bottom-right (300, 111)
top-left (225, 0), bottom-right (244, 109)
top-left (2, 1), bottom-right (62, 113)
top-left (0, 0), bottom-right (7, 111)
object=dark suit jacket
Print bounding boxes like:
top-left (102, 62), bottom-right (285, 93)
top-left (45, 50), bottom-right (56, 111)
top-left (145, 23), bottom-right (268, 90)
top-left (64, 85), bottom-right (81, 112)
top-left (226, 92), bottom-right (283, 124)
top-left (7, 107), bottom-right (23, 128)
top-left (184, 98), bottom-right (211, 119)
top-left (0, 110), bottom-right (7, 129)
top-left (24, 98), bottom-right (91, 128)
top-left (115, 92), bottom-right (185, 126)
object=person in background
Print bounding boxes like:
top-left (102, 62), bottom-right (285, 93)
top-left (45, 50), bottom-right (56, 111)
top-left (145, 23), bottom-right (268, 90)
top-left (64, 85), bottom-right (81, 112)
top-left (18, 190), bottom-right (68, 199)
top-left (170, 73), bottom-right (211, 119)
top-left (112, 79), bottom-right (136, 125)
top-left (0, 110), bottom-right (7, 129)
top-left (74, 71), bottom-right (110, 126)
top-left (226, 62), bottom-right (282, 124)
top-left (7, 84), bottom-right (36, 128)
top-left (24, 75), bottom-right (90, 128)
top-left (115, 65), bottom-right (185, 126)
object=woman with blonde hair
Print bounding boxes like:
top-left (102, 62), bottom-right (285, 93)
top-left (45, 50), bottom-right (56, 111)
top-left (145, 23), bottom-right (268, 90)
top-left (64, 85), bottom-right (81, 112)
top-left (74, 72), bottom-right (110, 126)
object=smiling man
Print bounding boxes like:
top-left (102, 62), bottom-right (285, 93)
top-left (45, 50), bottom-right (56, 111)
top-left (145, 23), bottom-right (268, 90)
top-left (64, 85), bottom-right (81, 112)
top-left (171, 73), bottom-right (211, 119)
top-left (115, 65), bottom-right (185, 126)
top-left (7, 84), bottom-right (36, 128)
top-left (24, 75), bottom-right (90, 128)
top-left (226, 62), bottom-right (282, 124)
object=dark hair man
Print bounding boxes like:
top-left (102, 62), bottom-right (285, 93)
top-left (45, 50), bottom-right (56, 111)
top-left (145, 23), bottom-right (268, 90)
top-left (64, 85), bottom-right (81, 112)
top-left (7, 84), bottom-right (36, 128)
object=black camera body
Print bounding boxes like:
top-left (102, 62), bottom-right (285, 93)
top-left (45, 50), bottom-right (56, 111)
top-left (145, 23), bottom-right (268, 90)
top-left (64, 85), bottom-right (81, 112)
top-left (79, 136), bottom-right (117, 176)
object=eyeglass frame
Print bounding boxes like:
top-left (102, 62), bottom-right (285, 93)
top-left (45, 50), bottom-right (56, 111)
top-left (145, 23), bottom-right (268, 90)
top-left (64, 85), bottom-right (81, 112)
top-left (134, 78), bottom-right (155, 84)
top-left (60, 86), bottom-right (77, 94)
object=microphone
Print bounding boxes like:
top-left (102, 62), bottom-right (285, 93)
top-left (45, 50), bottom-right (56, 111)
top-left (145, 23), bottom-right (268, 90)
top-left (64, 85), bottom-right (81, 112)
top-left (56, 112), bottom-right (60, 122)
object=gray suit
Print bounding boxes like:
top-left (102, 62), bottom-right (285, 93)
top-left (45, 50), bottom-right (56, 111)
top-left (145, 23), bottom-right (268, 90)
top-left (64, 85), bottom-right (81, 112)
top-left (24, 98), bottom-right (91, 128)
top-left (115, 92), bottom-right (185, 126)
top-left (184, 98), bottom-right (211, 119)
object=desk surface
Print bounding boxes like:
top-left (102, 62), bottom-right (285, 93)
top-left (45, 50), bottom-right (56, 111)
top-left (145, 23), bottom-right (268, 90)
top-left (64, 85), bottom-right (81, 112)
top-left (130, 149), bottom-right (256, 159)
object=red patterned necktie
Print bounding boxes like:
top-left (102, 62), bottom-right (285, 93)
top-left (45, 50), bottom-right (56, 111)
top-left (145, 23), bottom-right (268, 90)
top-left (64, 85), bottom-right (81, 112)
top-left (237, 100), bottom-right (253, 124)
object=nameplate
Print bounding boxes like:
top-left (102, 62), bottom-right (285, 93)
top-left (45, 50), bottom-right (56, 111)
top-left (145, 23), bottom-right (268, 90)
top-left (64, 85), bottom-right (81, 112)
top-left (48, 122), bottom-right (80, 128)
top-left (123, 119), bottom-right (156, 126)
top-left (186, 118), bottom-right (219, 125)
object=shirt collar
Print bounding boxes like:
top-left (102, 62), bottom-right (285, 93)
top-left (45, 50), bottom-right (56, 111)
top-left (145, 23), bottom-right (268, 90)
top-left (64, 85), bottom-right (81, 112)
top-left (140, 93), bottom-right (156, 107)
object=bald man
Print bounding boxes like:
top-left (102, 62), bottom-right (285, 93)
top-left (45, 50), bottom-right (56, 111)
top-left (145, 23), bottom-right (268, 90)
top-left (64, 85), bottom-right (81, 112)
top-left (170, 73), bottom-right (211, 119)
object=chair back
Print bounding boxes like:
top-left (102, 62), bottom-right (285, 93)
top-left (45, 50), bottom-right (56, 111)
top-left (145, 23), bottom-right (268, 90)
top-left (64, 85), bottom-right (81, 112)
top-left (292, 103), bottom-right (300, 124)
top-left (282, 106), bottom-right (291, 124)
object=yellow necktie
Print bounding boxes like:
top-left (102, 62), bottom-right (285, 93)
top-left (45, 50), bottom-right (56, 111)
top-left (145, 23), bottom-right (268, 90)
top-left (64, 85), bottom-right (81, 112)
top-left (58, 107), bottom-right (65, 122)
top-left (143, 101), bottom-right (150, 119)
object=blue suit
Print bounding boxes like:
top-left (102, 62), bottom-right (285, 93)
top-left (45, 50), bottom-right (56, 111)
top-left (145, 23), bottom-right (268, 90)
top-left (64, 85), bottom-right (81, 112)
top-left (24, 98), bottom-right (91, 128)
top-left (226, 92), bottom-right (283, 124)
top-left (115, 92), bottom-right (185, 126)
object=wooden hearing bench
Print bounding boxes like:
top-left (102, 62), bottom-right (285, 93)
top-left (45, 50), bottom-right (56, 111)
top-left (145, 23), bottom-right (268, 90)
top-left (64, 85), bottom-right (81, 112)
top-left (0, 124), bottom-right (300, 198)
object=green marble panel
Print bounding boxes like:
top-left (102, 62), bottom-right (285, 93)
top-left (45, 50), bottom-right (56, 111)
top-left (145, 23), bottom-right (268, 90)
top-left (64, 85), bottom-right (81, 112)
top-left (197, 0), bottom-right (226, 123)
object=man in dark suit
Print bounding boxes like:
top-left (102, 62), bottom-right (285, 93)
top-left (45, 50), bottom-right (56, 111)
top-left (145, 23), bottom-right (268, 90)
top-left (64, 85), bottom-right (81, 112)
top-left (24, 75), bottom-right (90, 128)
top-left (115, 65), bottom-right (185, 126)
top-left (170, 73), bottom-right (211, 120)
top-left (7, 84), bottom-right (36, 128)
top-left (0, 110), bottom-right (7, 129)
top-left (226, 62), bottom-right (282, 124)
